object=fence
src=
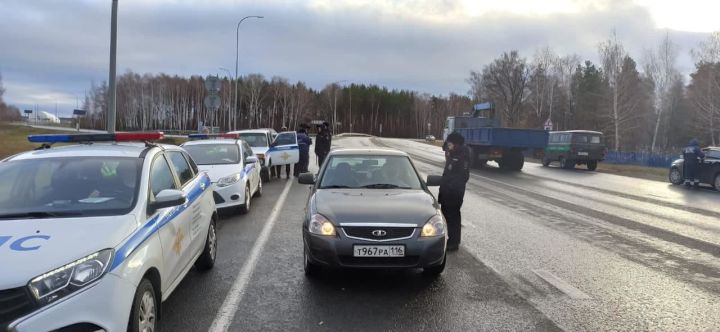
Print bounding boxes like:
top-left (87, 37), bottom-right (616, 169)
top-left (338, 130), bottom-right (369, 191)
top-left (604, 151), bottom-right (679, 168)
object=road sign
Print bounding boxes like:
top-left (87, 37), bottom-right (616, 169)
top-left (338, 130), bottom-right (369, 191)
top-left (73, 109), bottom-right (87, 116)
top-left (205, 76), bottom-right (221, 93)
top-left (204, 94), bottom-right (221, 110)
top-left (544, 118), bottom-right (553, 131)
top-left (24, 110), bottom-right (32, 114)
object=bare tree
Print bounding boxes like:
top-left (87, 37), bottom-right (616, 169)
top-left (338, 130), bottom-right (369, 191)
top-left (480, 51), bottom-right (529, 126)
top-left (599, 31), bottom-right (627, 150)
top-left (689, 32), bottom-right (720, 145)
top-left (643, 32), bottom-right (679, 152)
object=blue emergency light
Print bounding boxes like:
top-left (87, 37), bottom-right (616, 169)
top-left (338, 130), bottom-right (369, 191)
top-left (28, 132), bottom-right (165, 143)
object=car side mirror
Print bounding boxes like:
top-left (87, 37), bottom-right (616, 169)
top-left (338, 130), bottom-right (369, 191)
top-left (245, 156), bottom-right (258, 164)
top-left (149, 189), bottom-right (186, 212)
top-left (298, 173), bottom-right (316, 185)
top-left (426, 175), bottom-right (442, 187)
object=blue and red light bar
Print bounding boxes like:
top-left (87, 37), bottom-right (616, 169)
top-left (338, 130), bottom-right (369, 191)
top-left (188, 133), bottom-right (240, 140)
top-left (28, 132), bottom-right (165, 143)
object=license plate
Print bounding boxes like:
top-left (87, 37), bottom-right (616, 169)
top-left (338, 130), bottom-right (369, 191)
top-left (353, 245), bottom-right (405, 257)
top-left (578, 152), bottom-right (589, 156)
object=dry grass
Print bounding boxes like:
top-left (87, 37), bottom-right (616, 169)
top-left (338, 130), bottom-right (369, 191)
top-left (0, 122), bottom-right (75, 159)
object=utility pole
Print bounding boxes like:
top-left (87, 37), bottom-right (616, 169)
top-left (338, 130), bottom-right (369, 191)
top-left (234, 15), bottom-right (263, 131)
top-left (107, 0), bottom-right (118, 133)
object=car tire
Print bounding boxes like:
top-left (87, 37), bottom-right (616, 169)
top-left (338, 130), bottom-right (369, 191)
top-left (560, 157), bottom-right (574, 170)
top-left (669, 167), bottom-right (684, 185)
top-left (238, 185), bottom-right (251, 214)
top-left (422, 253), bottom-right (446, 277)
top-left (304, 247), bottom-right (321, 277)
top-left (195, 220), bottom-right (217, 271)
top-left (128, 279), bottom-right (158, 332)
top-left (261, 168), bottom-right (270, 182)
top-left (254, 177), bottom-right (263, 198)
top-left (587, 160), bottom-right (598, 171)
top-left (714, 173), bottom-right (720, 190)
top-left (542, 157), bottom-right (551, 167)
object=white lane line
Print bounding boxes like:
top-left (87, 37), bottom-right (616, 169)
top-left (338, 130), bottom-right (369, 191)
top-left (209, 179), bottom-right (294, 332)
top-left (532, 269), bottom-right (592, 300)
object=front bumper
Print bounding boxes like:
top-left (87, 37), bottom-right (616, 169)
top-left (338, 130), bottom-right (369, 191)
top-left (213, 181), bottom-right (247, 209)
top-left (8, 273), bottom-right (136, 332)
top-left (304, 227), bottom-right (446, 269)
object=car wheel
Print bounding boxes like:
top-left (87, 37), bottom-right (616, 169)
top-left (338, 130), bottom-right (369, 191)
top-left (714, 173), bottom-right (720, 190)
top-left (542, 157), bottom-right (551, 167)
top-left (587, 160), bottom-right (598, 171)
top-left (238, 185), bottom-right (251, 214)
top-left (560, 157), bottom-right (574, 170)
top-left (422, 253), bottom-right (446, 277)
top-left (669, 167), bottom-right (684, 185)
top-left (304, 247), bottom-right (321, 277)
top-left (261, 168), bottom-right (270, 182)
top-left (129, 279), bottom-right (158, 332)
top-left (254, 177), bottom-right (263, 198)
top-left (195, 220), bottom-right (217, 271)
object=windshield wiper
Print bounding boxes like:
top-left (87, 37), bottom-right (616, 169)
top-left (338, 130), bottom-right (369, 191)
top-left (363, 184), bottom-right (411, 189)
top-left (320, 185), bottom-right (352, 189)
top-left (0, 211), bottom-right (83, 219)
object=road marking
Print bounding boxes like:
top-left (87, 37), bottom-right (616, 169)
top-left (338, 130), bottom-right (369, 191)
top-left (532, 269), bottom-right (592, 300)
top-left (209, 179), bottom-right (294, 332)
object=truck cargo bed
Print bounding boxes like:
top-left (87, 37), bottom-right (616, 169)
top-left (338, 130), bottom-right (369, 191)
top-left (456, 127), bottom-right (548, 149)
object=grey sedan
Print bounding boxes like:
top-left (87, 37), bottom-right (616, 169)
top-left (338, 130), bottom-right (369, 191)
top-left (298, 148), bottom-right (447, 277)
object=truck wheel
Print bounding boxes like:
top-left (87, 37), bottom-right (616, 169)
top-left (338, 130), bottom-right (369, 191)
top-left (477, 159), bottom-right (488, 168)
top-left (560, 157), bottom-right (574, 170)
top-left (502, 151), bottom-right (524, 171)
top-left (587, 160), bottom-right (598, 171)
top-left (542, 157), bottom-right (551, 167)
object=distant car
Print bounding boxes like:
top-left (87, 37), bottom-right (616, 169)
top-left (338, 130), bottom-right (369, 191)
top-left (182, 135), bottom-right (262, 214)
top-left (0, 132), bottom-right (217, 332)
top-left (668, 147), bottom-right (720, 189)
top-left (425, 135), bottom-right (436, 142)
top-left (298, 148), bottom-right (447, 277)
top-left (542, 130), bottom-right (606, 170)
top-left (230, 129), bottom-right (300, 181)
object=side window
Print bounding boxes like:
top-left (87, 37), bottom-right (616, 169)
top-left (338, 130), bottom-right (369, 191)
top-left (150, 156), bottom-right (177, 197)
top-left (184, 151), bottom-right (199, 174)
top-left (167, 151), bottom-right (194, 186)
top-left (274, 132), bottom-right (297, 146)
top-left (243, 143), bottom-right (253, 160)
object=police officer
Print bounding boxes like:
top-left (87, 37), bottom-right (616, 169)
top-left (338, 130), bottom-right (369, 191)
top-left (683, 138), bottom-right (705, 188)
top-left (296, 127), bottom-right (313, 175)
top-left (274, 126), bottom-right (292, 179)
top-left (315, 122), bottom-right (332, 167)
top-left (438, 132), bottom-right (470, 251)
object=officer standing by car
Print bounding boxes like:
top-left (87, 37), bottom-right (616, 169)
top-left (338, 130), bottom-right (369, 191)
top-left (683, 138), bottom-right (705, 188)
top-left (438, 131), bottom-right (470, 251)
top-left (296, 127), bottom-right (313, 176)
top-left (315, 122), bottom-right (332, 167)
top-left (274, 126), bottom-right (292, 179)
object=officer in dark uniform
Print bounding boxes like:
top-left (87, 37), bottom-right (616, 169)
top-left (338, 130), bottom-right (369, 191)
top-left (296, 128), bottom-right (313, 175)
top-left (438, 132), bottom-right (470, 251)
top-left (315, 122), bottom-right (332, 168)
top-left (683, 138), bottom-right (705, 188)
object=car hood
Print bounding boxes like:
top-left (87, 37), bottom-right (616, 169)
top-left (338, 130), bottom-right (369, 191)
top-left (198, 164), bottom-right (243, 182)
top-left (313, 189), bottom-right (438, 226)
top-left (0, 215), bottom-right (137, 288)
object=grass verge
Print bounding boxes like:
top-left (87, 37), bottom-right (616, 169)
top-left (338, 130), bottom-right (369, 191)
top-left (0, 122), bottom-right (75, 159)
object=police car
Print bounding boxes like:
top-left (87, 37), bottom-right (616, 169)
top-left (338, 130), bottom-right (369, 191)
top-left (182, 133), bottom-right (262, 214)
top-left (230, 129), bottom-right (300, 181)
top-left (0, 132), bottom-right (217, 332)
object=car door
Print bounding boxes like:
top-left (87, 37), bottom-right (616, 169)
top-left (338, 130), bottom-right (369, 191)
top-left (242, 141), bottom-right (259, 191)
top-left (148, 153), bottom-right (192, 289)
top-left (268, 131), bottom-right (300, 166)
top-left (166, 151), bottom-right (208, 260)
top-left (700, 149), bottom-right (719, 184)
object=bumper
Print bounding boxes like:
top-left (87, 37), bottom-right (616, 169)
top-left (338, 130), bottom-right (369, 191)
top-left (9, 273), bottom-right (136, 332)
top-left (304, 229), bottom-right (446, 269)
top-left (213, 181), bottom-right (247, 209)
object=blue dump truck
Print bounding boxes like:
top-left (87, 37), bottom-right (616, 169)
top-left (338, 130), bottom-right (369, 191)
top-left (443, 102), bottom-right (548, 171)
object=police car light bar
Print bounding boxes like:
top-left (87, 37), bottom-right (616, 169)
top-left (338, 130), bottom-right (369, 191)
top-left (188, 133), bottom-right (240, 140)
top-left (27, 132), bottom-right (165, 143)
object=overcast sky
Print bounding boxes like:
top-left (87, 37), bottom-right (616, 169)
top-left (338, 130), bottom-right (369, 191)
top-left (1, 0), bottom-right (719, 117)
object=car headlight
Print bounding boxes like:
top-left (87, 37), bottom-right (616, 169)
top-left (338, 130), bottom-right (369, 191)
top-left (421, 213), bottom-right (446, 237)
top-left (28, 249), bottom-right (113, 306)
top-left (217, 173), bottom-right (242, 187)
top-left (308, 214), bottom-right (336, 236)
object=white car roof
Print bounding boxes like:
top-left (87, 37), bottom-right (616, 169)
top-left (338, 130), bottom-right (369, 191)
top-left (231, 129), bottom-right (276, 134)
top-left (182, 139), bottom-right (241, 146)
top-left (6, 143), bottom-right (166, 161)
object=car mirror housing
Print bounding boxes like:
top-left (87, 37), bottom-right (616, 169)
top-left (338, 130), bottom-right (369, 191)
top-left (426, 175), bottom-right (442, 187)
top-left (245, 156), bottom-right (258, 164)
top-left (149, 189), bottom-right (186, 212)
top-left (298, 173), bottom-right (316, 185)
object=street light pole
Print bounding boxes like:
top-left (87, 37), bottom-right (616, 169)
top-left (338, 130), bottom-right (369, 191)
top-left (107, 0), bottom-right (118, 133)
top-left (234, 15), bottom-right (263, 131)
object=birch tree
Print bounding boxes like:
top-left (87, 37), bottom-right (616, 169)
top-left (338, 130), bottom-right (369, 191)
top-left (643, 32), bottom-right (679, 152)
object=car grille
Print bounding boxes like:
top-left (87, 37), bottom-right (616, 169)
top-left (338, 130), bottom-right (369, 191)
top-left (339, 256), bottom-right (420, 267)
top-left (0, 287), bottom-right (36, 330)
top-left (342, 226), bottom-right (415, 241)
top-left (213, 191), bottom-right (225, 204)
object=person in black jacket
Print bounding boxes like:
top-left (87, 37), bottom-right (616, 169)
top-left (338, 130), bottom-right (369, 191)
top-left (315, 122), bottom-right (332, 168)
top-left (683, 138), bottom-right (705, 188)
top-left (438, 132), bottom-right (470, 251)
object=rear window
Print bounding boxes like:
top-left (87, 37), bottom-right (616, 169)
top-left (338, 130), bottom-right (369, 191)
top-left (183, 144), bottom-right (240, 165)
top-left (572, 134), bottom-right (602, 144)
top-left (238, 133), bottom-right (269, 148)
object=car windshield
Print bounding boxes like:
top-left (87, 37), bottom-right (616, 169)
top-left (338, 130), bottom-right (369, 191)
top-left (183, 144), bottom-right (240, 165)
top-left (705, 150), bottom-right (720, 159)
top-left (0, 157), bottom-right (140, 218)
top-left (319, 155), bottom-right (422, 189)
top-left (238, 133), bottom-right (269, 148)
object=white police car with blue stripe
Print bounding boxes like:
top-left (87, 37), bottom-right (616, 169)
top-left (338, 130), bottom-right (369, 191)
top-left (0, 132), bottom-right (217, 332)
top-left (182, 133), bottom-right (262, 214)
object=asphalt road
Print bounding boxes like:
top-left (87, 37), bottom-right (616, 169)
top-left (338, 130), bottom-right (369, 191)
top-left (161, 136), bottom-right (720, 331)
